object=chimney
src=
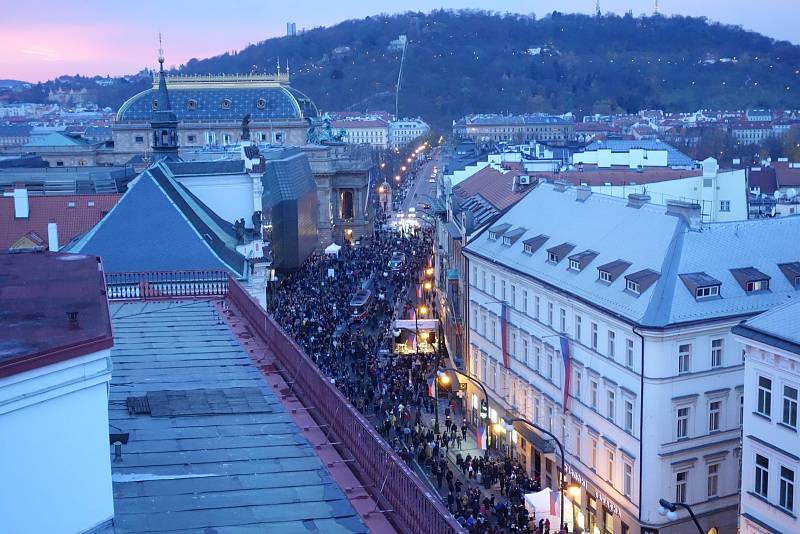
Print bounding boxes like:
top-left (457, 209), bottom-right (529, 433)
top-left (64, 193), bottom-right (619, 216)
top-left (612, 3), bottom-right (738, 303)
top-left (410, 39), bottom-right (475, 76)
top-left (666, 199), bottom-right (702, 230)
top-left (627, 192), bottom-right (651, 208)
top-left (13, 187), bottom-right (29, 218)
top-left (511, 175), bottom-right (518, 193)
top-left (576, 184), bottom-right (592, 202)
top-left (553, 180), bottom-right (568, 192)
top-left (48, 220), bottom-right (59, 252)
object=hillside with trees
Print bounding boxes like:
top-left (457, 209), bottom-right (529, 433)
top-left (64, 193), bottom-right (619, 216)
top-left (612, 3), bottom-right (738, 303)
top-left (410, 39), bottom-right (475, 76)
top-left (179, 10), bottom-right (800, 131)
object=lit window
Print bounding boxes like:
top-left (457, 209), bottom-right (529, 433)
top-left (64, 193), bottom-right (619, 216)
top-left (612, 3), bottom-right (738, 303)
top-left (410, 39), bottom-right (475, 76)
top-left (746, 279), bottom-right (769, 292)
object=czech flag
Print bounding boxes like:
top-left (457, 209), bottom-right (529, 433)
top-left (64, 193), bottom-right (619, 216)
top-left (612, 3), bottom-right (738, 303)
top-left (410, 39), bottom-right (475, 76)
top-left (550, 488), bottom-right (560, 516)
top-left (560, 335), bottom-right (571, 413)
top-left (500, 302), bottom-right (509, 367)
top-left (416, 284), bottom-right (423, 299)
top-left (427, 377), bottom-right (435, 397)
top-left (475, 423), bottom-right (487, 450)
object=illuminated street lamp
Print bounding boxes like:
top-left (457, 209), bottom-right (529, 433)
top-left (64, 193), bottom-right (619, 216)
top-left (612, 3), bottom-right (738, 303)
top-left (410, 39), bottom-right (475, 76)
top-left (394, 175), bottom-right (401, 182)
top-left (425, 267), bottom-right (434, 277)
top-left (423, 281), bottom-right (432, 291)
top-left (401, 165), bottom-right (407, 172)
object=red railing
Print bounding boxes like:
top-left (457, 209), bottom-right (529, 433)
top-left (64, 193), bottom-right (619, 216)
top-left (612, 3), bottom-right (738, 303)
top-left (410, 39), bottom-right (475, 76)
top-left (227, 277), bottom-right (464, 534)
top-left (105, 270), bottom-right (229, 300)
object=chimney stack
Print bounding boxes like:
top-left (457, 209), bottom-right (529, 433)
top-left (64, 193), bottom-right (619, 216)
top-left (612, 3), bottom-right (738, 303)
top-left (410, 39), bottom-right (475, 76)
top-left (13, 186), bottom-right (29, 218)
top-left (627, 192), bottom-right (651, 209)
top-left (576, 184), bottom-right (592, 202)
top-left (666, 199), bottom-right (702, 230)
top-left (48, 220), bottom-right (59, 252)
top-left (553, 180), bottom-right (568, 192)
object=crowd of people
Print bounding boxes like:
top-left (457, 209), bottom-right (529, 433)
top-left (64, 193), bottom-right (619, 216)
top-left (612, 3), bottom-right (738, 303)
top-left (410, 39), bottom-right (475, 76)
top-left (267, 174), bottom-right (571, 533)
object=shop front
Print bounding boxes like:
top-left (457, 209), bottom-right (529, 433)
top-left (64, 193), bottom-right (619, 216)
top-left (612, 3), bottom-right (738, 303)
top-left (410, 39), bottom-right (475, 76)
top-left (564, 463), bottom-right (632, 534)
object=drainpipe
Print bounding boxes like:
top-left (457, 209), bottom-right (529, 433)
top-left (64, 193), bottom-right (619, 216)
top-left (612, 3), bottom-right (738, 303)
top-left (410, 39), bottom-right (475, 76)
top-left (633, 325), bottom-right (645, 526)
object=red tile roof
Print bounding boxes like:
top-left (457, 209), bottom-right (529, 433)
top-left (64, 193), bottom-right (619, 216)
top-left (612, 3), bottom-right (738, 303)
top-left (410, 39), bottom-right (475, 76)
top-left (773, 161), bottom-right (800, 187)
top-left (747, 167), bottom-right (778, 195)
top-left (530, 167), bottom-right (702, 187)
top-left (0, 194), bottom-right (120, 250)
top-left (453, 166), bottom-right (533, 211)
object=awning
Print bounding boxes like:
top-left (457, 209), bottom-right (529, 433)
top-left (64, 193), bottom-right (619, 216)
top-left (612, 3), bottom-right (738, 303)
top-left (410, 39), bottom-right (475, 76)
top-left (394, 319), bottom-right (439, 331)
top-left (324, 243), bottom-right (342, 256)
top-left (514, 419), bottom-right (555, 454)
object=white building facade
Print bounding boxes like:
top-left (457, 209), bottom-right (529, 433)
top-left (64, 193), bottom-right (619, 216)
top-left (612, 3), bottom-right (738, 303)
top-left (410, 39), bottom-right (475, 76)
top-left (461, 183), bottom-right (800, 534)
top-left (331, 118), bottom-right (390, 149)
top-left (389, 118), bottom-right (430, 148)
top-left (734, 299), bottom-right (800, 534)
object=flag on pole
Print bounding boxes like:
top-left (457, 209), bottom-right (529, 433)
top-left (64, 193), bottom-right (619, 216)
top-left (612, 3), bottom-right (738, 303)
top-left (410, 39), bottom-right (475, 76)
top-left (427, 377), bottom-right (435, 397)
top-left (475, 423), bottom-right (487, 450)
top-left (549, 488), bottom-right (559, 516)
top-left (416, 284), bottom-right (423, 299)
top-left (560, 335), bottom-right (571, 413)
top-left (500, 302), bottom-right (509, 367)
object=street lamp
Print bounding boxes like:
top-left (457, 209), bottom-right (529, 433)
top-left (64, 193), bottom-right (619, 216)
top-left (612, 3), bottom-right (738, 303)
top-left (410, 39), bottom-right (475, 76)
top-left (502, 416), bottom-right (581, 531)
top-left (438, 367), bottom-right (491, 459)
top-left (658, 498), bottom-right (704, 533)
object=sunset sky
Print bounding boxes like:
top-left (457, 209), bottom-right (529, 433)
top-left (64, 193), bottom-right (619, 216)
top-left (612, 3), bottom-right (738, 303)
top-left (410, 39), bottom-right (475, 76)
top-left (1, 0), bottom-right (798, 82)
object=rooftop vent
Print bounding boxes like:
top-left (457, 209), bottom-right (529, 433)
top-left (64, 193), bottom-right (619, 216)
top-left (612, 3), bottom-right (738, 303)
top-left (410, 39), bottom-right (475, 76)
top-left (665, 200), bottom-right (702, 230)
top-left (553, 180), bottom-right (568, 192)
top-left (627, 192), bottom-right (651, 209)
top-left (576, 184), bottom-right (592, 202)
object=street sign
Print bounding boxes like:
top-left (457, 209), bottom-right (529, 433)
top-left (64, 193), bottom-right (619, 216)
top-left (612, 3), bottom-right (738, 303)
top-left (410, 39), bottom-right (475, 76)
top-left (459, 382), bottom-right (467, 391)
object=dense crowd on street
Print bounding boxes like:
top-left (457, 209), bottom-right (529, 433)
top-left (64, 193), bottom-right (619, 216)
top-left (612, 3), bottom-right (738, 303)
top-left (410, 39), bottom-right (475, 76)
top-left (268, 165), bottom-right (571, 533)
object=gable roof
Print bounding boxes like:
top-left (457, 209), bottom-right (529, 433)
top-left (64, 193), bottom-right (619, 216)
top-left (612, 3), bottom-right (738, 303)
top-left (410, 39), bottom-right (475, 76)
top-left (66, 162), bottom-right (246, 277)
top-left (453, 165), bottom-right (533, 211)
top-left (0, 194), bottom-right (120, 250)
top-left (464, 183), bottom-right (800, 327)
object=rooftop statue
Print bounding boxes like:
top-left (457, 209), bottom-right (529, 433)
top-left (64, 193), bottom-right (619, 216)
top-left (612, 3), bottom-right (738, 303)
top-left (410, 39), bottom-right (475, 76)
top-left (306, 113), bottom-right (348, 145)
top-left (241, 113), bottom-right (251, 141)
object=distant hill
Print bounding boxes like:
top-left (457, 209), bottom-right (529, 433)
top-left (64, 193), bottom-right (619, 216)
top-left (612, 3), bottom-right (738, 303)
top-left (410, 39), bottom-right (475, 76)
top-left (16, 10), bottom-right (800, 132)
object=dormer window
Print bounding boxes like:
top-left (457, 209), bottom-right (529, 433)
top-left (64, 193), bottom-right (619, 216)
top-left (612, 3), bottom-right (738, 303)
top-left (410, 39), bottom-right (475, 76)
top-left (489, 231), bottom-right (497, 241)
top-left (778, 262), bottom-right (800, 289)
top-left (488, 223), bottom-right (511, 242)
top-left (569, 259), bottom-right (581, 271)
top-left (548, 252), bottom-right (559, 263)
top-left (680, 272), bottom-right (722, 301)
top-left (568, 250), bottom-right (598, 272)
top-left (501, 228), bottom-right (525, 247)
top-left (597, 260), bottom-right (631, 284)
top-left (626, 279), bottom-right (640, 294)
top-left (599, 270), bottom-right (612, 283)
top-left (523, 234), bottom-right (549, 255)
top-left (151, 99), bottom-right (159, 111)
top-left (624, 269), bottom-right (660, 297)
top-left (502, 236), bottom-right (511, 245)
top-left (730, 267), bottom-right (771, 294)
top-left (546, 243), bottom-right (575, 265)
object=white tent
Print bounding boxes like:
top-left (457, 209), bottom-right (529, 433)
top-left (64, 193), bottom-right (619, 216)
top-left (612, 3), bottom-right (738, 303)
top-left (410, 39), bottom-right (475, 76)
top-left (324, 243), bottom-right (342, 256)
top-left (524, 488), bottom-right (561, 527)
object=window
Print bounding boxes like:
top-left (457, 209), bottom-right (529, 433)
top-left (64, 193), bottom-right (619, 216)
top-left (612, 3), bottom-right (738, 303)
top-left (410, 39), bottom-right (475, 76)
top-left (677, 407), bottom-right (690, 439)
top-left (87, 201), bottom-right (95, 207)
top-left (607, 390), bottom-right (616, 421)
top-left (522, 338), bottom-right (529, 365)
top-left (599, 270), bottom-right (612, 283)
top-left (546, 349), bottom-right (554, 380)
top-left (626, 339), bottom-right (634, 369)
top-left (709, 401), bottom-right (721, 432)
top-left (481, 314), bottom-right (487, 337)
top-left (481, 270), bottom-right (486, 291)
top-left (548, 252), bottom-right (558, 263)
top-left (626, 279), bottom-right (640, 294)
top-left (623, 461), bottom-right (633, 498)
top-left (67, 201), bottom-right (76, 208)
top-left (491, 275), bottom-right (496, 296)
top-left (780, 466), bottom-right (795, 512)
top-left (560, 309), bottom-right (566, 332)
top-left (490, 319), bottom-right (496, 342)
top-left (676, 471), bottom-right (688, 503)
top-left (746, 279), bottom-right (769, 292)
top-left (678, 344), bottom-right (691, 374)
top-left (758, 376), bottom-right (772, 417)
top-left (187, 134), bottom-right (196, 143)
top-left (575, 426), bottom-right (582, 456)
top-left (591, 322), bottom-right (598, 350)
top-left (501, 280), bottom-right (506, 301)
top-left (604, 510), bottom-right (615, 534)
top-left (608, 331), bottom-right (616, 358)
top-left (711, 339), bottom-right (723, 368)
top-left (511, 285), bottom-right (516, 308)
top-left (522, 290), bottom-right (528, 313)
top-left (569, 259), bottom-right (581, 271)
top-left (534, 346), bottom-right (541, 372)
top-left (590, 380), bottom-right (599, 409)
top-left (783, 385), bottom-right (798, 428)
top-left (625, 400), bottom-right (634, 433)
top-left (720, 200), bottom-right (731, 212)
top-left (708, 463), bottom-right (719, 497)
top-left (134, 135), bottom-right (144, 143)
top-left (607, 450), bottom-right (615, 483)
top-left (574, 369), bottom-right (582, 401)
top-left (547, 302), bottom-right (553, 326)
top-left (739, 394), bottom-right (744, 426)
top-left (575, 315), bottom-right (582, 341)
top-left (755, 454), bottom-right (769, 498)
top-left (510, 333), bottom-right (516, 357)
top-left (591, 438), bottom-right (598, 469)
top-left (534, 296), bottom-right (540, 319)
top-left (471, 265), bottom-right (477, 285)
top-left (696, 285), bottom-right (719, 299)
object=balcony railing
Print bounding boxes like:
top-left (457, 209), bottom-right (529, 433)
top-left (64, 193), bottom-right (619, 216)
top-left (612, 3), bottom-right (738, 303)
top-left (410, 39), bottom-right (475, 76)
top-left (105, 270), bottom-right (229, 300)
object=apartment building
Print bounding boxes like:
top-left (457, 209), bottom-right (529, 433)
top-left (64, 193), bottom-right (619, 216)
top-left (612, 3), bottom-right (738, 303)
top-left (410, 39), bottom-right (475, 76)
top-left (733, 299), bottom-right (800, 534)
top-left (461, 182), bottom-right (800, 534)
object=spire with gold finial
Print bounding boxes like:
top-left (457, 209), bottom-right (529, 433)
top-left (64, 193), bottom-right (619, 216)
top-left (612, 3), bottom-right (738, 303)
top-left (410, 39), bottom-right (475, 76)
top-left (151, 32), bottom-right (178, 157)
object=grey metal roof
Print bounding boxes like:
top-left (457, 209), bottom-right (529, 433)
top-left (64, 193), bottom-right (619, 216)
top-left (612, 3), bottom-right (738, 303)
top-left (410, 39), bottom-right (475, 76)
top-left (679, 272), bottom-right (721, 294)
top-left (734, 298), bottom-right (800, 355)
top-left (464, 183), bottom-right (800, 327)
top-left (165, 160), bottom-right (246, 176)
top-left (107, 300), bottom-right (367, 533)
top-left (583, 139), bottom-right (695, 167)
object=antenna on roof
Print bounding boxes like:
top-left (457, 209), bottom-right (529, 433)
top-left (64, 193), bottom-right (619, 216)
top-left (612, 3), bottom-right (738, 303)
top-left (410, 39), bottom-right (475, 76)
top-left (158, 32), bottom-right (164, 65)
top-left (595, 0), bottom-right (601, 16)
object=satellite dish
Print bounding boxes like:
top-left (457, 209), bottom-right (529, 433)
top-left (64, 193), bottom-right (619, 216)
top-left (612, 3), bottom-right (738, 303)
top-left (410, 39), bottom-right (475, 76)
top-left (786, 188), bottom-right (798, 200)
top-left (774, 190), bottom-right (784, 200)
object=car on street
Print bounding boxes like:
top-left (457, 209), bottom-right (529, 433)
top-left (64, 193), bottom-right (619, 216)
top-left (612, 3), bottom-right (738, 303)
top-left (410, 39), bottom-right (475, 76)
top-left (418, 202), bottom-right (431, 210)
top-left (387, 252), bottom-right (406, 271)
top-left (428, 178), bottom-right (436, 183)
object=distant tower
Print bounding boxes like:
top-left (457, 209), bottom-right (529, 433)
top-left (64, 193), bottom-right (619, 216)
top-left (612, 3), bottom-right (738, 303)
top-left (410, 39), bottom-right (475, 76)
top-left (150, 34), bottom-right (179, 159)
top-left (595, 0), bottom-right (601, 16)
top-left (654, 0), bottom-right (659, 15)
top-left (286, 22), bottom-right (297, 36)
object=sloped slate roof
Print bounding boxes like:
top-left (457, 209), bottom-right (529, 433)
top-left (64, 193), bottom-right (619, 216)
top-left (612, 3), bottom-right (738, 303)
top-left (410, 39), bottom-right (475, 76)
top-left (261, 148), bottom-right (316, 206)
top-left (464, 183), bottom-right (800, 327)
top-left (66, 163), bottom-right (246, 277)
top-left (735, 298), bottom-right (800, 352)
